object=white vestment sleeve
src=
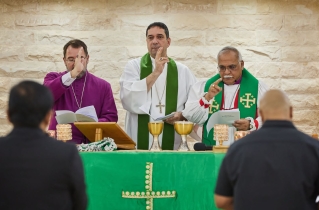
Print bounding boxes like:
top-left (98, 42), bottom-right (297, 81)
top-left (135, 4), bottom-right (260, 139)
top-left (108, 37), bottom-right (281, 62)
top-left (120, 59), bottom-right (150, 114)
top-left (182, 80), bottom-right (212, 125)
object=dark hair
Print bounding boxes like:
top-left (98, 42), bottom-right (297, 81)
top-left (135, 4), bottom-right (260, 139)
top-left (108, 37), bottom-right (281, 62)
top-left (146, 22), bottom-right (170, 38)
top-left (8, 81), bottom-right (53, 128)
top-left (63, 39), bottom-right (88, 58)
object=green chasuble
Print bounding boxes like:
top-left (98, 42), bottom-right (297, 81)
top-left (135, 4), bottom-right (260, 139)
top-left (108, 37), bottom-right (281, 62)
top-left (202, 68), bottom-right (258, 146)
top-left (137, 53), bottom-right (178, 150)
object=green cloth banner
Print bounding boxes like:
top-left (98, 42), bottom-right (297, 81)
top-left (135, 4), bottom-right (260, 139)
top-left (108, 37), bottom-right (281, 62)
top-left (81, 151), bottom-right (225, 210)
top-left (203, 69), bottom-right (259, 145)
top-left (137, 53), bottom-right (178, 150)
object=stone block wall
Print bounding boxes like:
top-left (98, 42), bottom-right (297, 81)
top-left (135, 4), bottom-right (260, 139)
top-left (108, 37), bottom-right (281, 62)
top-left (0, 0), bottom-right (318, 135)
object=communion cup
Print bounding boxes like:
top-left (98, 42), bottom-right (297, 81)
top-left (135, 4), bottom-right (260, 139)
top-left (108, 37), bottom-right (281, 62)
top-left (174, 121), bottom-right (194, 151)
top-left (148, 121), bottom-right (164, 151)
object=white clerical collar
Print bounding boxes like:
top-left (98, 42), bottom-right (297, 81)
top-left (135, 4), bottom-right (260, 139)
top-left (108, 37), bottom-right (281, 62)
top-left (224, 84), bottom-right (239, 90)
top-left (150, 55), bottom-right (155, 64)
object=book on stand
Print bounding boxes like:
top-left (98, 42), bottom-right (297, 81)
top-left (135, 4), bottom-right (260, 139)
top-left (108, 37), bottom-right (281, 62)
top-left (55, 105), bottom-right (98, 124)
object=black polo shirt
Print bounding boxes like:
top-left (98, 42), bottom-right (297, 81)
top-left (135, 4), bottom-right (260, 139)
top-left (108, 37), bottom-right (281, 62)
top-left (215, 120), bottom-right (319, 210)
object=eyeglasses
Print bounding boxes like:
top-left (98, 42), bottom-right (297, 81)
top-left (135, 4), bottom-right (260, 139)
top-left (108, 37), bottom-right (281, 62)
top-left (217, 64), bottom-right (239, 72)
top-left (65, 56), bottom-right (87, 63)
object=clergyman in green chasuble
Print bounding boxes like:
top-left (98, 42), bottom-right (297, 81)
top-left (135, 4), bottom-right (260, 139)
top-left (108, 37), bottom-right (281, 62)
top-left (119, 22), bottom-right (197, 150)
top-left (182, 46), bottom-right (268, 146)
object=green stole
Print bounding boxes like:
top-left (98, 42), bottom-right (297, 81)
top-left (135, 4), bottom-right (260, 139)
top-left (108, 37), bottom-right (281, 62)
top-left (137, 53), bottom-right (178, 150)
top-left (202, 68), bottom-right (259, 146)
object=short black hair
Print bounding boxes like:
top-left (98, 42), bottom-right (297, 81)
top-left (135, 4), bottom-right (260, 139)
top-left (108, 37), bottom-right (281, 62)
top-left (8, 81), bottom-right (53, 128)
top-left (146, 22), bottom-right (170, 38)
top-left (63, 39), bottom-right (88, 58)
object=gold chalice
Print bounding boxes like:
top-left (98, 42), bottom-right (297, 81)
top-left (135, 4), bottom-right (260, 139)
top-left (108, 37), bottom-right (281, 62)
top-left (148, 121), bottom-right (164, 151)
top-left (213, 124), bottom-right (229, 152)
top-left (174, 121), bottom-right (194, 151)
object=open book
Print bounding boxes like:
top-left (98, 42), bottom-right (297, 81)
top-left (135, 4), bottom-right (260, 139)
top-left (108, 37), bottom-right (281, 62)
top-left (55, 105), bottom-right (98, 124)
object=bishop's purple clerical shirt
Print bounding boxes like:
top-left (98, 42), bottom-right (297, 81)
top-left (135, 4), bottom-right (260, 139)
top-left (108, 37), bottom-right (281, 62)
top-left (44, 71), bottom-right (118, 144)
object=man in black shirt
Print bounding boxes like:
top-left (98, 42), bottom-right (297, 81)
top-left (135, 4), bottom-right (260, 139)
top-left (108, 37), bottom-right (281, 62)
top-left (214, 89), bottom-right (319, 210)
top-left (0, 81), bottom-right (87, 210)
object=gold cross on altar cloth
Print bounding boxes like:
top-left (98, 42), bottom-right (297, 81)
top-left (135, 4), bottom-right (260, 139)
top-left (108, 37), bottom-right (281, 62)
top-left (122, 162), bottom-right (176, 210)
top-left (209, 101), bottom-right (220, 114)
top-left (156, 102), bottom-right (165, 113)
top-left (240, 93), bottom-right (256, 108)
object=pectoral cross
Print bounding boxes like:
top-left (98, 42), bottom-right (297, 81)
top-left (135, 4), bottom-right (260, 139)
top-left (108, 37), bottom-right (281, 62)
top-left (156, 102), bottom-right (165, 113)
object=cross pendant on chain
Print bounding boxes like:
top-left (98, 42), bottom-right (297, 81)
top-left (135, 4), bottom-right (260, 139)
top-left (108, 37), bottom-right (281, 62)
top-left (156, 102), bottom-right (165, 113)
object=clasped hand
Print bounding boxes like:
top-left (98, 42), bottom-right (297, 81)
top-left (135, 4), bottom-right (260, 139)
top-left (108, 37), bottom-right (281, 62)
top-left (233, 119), bottom-right (250, 131)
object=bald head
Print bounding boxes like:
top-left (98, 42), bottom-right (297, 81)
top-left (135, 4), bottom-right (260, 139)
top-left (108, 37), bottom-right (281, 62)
top-left (259, 89), bottom-right (292, 122)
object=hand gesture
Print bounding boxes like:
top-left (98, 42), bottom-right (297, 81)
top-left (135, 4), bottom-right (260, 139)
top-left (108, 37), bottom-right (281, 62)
top-left (205, 78), bottom-right (223, 101)
top-left (154, 47), bottom-right (169, 75)
top-left (71, 47), bottom-right (85, 78)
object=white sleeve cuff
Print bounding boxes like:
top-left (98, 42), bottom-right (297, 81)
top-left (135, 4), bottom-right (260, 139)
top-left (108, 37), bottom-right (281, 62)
top-left (61, 72), bottom-right (75, 86)
top-left (201, 92), bottom-right (214, 104)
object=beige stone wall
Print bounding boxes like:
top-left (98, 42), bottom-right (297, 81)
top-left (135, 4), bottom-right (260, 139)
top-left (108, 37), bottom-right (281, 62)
top-left (0, 0), bottom-right (318, 135)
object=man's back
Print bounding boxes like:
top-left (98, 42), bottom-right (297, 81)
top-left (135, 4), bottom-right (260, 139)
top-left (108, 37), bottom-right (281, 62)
top-left (0, 127), bottom-right (87, 210)
top-left (215, 120), bottom-right (319, 210)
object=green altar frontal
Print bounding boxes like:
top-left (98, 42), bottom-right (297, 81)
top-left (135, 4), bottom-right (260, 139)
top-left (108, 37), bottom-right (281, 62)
top-left (80, 151), bottom-right (225, 210)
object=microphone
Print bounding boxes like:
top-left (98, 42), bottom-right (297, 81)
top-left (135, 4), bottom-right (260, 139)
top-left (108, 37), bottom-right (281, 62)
top-left (194, 143), bottom-right (213, 151)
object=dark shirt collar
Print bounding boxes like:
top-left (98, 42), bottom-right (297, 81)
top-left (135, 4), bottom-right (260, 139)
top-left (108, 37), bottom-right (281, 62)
top-left (8, 127), bottom-right (47, 138)
top-left (261, 120), bottom-right (295, 129)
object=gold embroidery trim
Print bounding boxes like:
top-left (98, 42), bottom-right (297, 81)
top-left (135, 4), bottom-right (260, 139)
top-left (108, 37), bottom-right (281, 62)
top-left (209, 100), bottom-right (220, 114)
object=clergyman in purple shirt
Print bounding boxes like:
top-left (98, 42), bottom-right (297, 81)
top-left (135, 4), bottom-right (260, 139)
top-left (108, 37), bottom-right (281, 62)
top-left (44, 39), bottom-right (118, 144)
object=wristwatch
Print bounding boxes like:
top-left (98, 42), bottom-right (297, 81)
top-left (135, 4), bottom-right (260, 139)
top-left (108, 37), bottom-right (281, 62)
top-left (248, 120), bottom-right (253, 130)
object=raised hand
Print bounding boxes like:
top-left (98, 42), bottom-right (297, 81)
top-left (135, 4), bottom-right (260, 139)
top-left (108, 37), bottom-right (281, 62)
top-left (71, 47), bottom-right (85, 78)
top-left (205, 78), bottom-right (223, 101)
top-left (154, 47), bottom-right (169, 75)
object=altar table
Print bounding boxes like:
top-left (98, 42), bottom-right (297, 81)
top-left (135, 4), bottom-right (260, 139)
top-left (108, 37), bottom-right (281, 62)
top-left (80, 151), bottom-right (225, 210)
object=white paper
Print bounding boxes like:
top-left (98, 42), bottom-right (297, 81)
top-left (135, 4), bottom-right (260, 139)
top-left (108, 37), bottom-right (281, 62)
top-left (218, 109), bottom-right (240, 126)
top-left (206, 109), bottom-right (240, 138)
top-left (55, 105), bottom-right (98, 124)
top-left (74, 105), bottom-right (98, 122)
top-left (155, 113), bottom-right (175, 121)
top-left (139, 104), bottom-right (176, 121)
top-left (206, 111), bottom-right (220, 136)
